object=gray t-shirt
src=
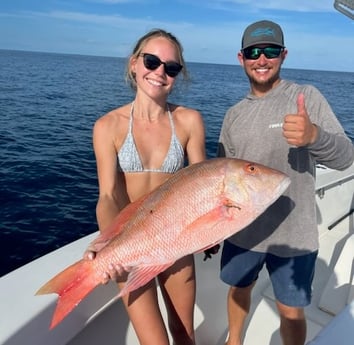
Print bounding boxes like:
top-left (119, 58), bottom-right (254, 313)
top-left (218, 79), bottom-right (354, 257)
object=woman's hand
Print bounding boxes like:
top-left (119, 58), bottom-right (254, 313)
top-left (83, 248), bottom-right (127, 284)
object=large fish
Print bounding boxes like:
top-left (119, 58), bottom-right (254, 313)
top-left (36, 158), bottom-right (290, 329)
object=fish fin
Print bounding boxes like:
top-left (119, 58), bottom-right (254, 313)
top-left (88, 195), bottom-right (150, 252)
top-left (180, 205), bottom-right (241, 254)
top-left (36, 259), bottom-right (99, 329)
top-left (118, 263), bottom-right (173, 297)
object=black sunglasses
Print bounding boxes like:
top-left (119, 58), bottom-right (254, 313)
top-left (139, 53), bottom-right (183, 78)
top-left (242, 46), bottom-right (283, 60)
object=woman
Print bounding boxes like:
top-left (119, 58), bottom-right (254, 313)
top-left (88, 29), bottom-right (205, 345)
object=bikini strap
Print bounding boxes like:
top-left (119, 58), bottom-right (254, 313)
top-left (128, 102), bottom-right (134, 132)
top-left (166, 104), bottom-right (175, 132)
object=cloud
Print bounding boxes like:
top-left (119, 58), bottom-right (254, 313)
top-left (15, 10), bottom-right (192, 31)
top-left (1, 1), bottom-right (352, 72)
top-left (203, 0), bottom-right (334, 12)
top-left (84, 0), bottom-right (142, 3)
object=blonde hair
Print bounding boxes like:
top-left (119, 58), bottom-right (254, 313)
top-left (125, 28), bottom-right (189, 90)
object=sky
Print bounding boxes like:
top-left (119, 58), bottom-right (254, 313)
top-left (1, 0), bottom-right (354, 72)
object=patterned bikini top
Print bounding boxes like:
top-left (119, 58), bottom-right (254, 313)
top-left (117, 103), bottom-right (185, 173)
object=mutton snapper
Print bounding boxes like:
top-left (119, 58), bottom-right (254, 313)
top-left (36, 158), bottom-right (290, 329)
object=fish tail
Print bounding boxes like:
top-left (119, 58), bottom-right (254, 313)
top-left (36, 259), bottom-right (99, 329)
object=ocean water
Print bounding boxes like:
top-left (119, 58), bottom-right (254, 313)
top-left (1, 50), bottom-right (353, 277)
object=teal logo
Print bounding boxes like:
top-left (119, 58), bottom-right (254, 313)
top-left (251, 28), bottom-right (275, 38)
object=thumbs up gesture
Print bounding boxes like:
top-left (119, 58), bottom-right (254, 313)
top-left (283, 93), bottom-right (318, 147)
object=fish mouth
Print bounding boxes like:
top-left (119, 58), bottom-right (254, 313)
top-left (278, 176), bottom-right (291, 194)
top-left (250, 174), bottom-right (291, 211)
top-left (264, 175), bottom-right (291, 206)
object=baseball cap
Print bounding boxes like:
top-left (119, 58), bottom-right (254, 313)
top-left (241, 20), bottom-right (285, 49)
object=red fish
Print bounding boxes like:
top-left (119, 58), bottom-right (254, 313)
top-left (36, 158), bottom-right (290, 329)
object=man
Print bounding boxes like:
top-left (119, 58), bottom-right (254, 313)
top-left (217, 20), bottom-right (354, 345)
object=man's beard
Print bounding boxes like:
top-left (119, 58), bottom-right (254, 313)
top-left (246, 70), bottom-right (281, 90)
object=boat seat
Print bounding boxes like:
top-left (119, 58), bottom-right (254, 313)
top-left (306, 300), bottom-right (354, 345)
top-left (318, 234), bottom-right (354, 315)
top-left (348, 271), bottom-right (354, 304)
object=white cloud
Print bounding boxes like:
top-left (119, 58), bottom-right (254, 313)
top-left (84, 0), bottom-right (144, 4)
top-left (203, 0), bottom-right (334, 12)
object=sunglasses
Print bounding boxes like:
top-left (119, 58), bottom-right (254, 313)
top-left (139, 53), bottom-right (183, 78)
top-left (242, 46), bottom-right (283, 60)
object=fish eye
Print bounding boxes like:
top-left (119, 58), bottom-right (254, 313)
top-left (246, 164), bottom-right (256, 172)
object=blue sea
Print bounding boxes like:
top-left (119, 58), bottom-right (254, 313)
top-left (1, 49), bottom-right (353, 277)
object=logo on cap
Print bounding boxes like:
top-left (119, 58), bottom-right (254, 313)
top-left (251, 28), bottom-right (276, 38)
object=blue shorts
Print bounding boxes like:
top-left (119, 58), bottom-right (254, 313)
top-left (220, 240), bottom-right (318, 307)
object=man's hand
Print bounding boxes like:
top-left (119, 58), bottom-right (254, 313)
top-left (203, 244), bottom-right (220, 261)
top-left (283, 93), bottom-right (318, 147)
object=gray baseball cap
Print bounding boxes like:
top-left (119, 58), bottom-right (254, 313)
top-left (241, 20), bottom-right (285, 49)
